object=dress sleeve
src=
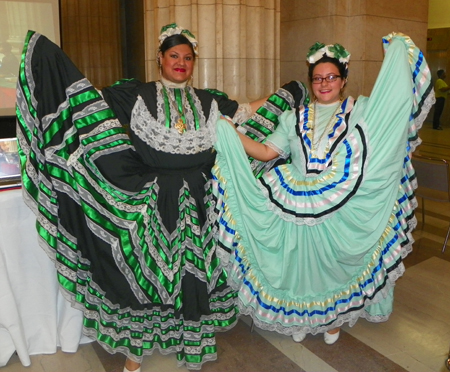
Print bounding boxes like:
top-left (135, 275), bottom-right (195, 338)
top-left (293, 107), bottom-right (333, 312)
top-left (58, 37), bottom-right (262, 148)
top-left (101, 79), bottom-right (143, 128)
top-left (237, 81), bottom-right (309, 177)
top-left (203, 88), bottom-right (240, 117)
top-left (265, 110), bottom-right (297, 157)
top-left (343, 33), bottom-right (434, 258)
top-left (350, 33), bottom-right (434, 153)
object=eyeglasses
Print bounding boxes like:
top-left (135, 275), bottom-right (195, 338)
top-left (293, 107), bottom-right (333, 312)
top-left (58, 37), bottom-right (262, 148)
top-left (311, 75), bottom-right (342, 84)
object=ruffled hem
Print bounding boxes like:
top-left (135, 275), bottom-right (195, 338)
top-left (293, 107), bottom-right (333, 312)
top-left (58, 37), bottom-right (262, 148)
top-left (222, 213), bottom-right (411, 334)
top-left (212, 32), bottom-right (433, 336)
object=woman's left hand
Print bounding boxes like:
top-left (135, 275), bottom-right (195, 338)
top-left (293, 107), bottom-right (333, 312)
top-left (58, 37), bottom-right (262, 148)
top-left (221, 115), bottom-right (237, 129)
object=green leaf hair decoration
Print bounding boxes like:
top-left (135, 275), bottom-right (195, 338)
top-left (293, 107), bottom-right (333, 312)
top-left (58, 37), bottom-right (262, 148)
top-left (328, 43), bottom-right (350, 62)
top-left (306, 42), bottom-right (351, 65)
top-left (306, 42), bottom-right (326, 59)
top-left (158, 23), bottom-right (199, 55)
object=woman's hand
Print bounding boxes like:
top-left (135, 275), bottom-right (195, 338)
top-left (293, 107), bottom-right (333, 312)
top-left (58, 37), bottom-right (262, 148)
top-left (221, 115), bottom-right (237, 128)
top-left (220, 114), bottom-right (278, 161)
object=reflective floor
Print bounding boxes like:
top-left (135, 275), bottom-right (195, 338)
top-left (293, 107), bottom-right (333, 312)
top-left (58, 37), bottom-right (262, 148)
top-left (3, 121), bottom-right (450, 372)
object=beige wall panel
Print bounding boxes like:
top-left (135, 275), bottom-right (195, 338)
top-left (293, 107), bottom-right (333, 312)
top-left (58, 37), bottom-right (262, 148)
top-left (361, 61), bottom-right (383, 97)
top-left (281, 0), bottom-right (428, 98)
top-left (198, 58), bottom-right (217, 89)
top-left (245, 4), bottom-right (263, 100)
top-left (363, 0), bottom-right (428, 22)
top-left (280, 60), bottom-right (305, 87)
top-left (156, 0), bottom-right (170, 8)
top-left (222, 3), bottom-right (241, 98)
top-left (222, 4), bottom-right (240, 58)
top-left (173, 5), bottom-right (194, 30)
top-left (246, 59), bottom-right (263, 101)
top-left (174, 0), bottom-right (192, 5)
top-left (197, 4), bottom-right (216, 59)
top-left (246, 0), bottom-right (262, 6)
top-left (263, 58), bottom-right (276, 93)
top-left (144, 8), bottom-right (157, 64)
top-left (143, 0), bottom-right (279, 101)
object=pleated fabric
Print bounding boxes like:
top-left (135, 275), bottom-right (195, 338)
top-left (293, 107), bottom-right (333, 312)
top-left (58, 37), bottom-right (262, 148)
top-left (16, 30), bottom-right (242, 370)
top-left (212, 33), bottom-right (434, 335)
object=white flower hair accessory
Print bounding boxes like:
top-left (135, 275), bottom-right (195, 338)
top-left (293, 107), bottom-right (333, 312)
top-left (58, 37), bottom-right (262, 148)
top-left (306, 42), bottom-right (351, 65)
top-left (158, 23), bottom-right (198, 55)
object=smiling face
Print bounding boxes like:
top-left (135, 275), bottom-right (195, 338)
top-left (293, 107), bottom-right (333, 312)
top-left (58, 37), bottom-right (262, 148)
top-left (311, 62), bottom-right (346, 104)
top-left (159, 43), bottom-right (195, 84)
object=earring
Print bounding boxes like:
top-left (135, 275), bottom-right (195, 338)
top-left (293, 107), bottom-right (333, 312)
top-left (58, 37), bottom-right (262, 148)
top-left (156, 50), bottom-right (162, 70)
top-left (156, 56), bottom-right (162, 77)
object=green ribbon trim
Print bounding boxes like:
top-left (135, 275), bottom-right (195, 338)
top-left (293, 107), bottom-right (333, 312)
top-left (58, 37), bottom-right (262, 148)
top-left (185, 88), bottom-right (200, 130)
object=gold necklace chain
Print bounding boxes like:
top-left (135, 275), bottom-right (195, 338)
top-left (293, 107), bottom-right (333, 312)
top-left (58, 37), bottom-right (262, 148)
top-left (163, 85), bottom-right (187, 134)
top-left (311, 101), bottom-right (342, 155)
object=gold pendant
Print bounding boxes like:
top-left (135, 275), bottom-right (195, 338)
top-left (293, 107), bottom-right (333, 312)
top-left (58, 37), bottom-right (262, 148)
top-left (174, 118), bottom-right (187, 134)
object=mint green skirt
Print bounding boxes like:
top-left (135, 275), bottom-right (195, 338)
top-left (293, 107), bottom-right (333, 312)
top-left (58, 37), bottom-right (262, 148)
top-left (212, 33), bottom-right (434, 336)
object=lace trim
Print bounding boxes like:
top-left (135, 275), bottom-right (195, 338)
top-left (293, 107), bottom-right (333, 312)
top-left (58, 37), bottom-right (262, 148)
top-left (232, 103), bottom-right (252, 124)
top-left (130, 83), bottom-right (218, 154)
top-left (56, 283), bottom-right (237, 369)
top-left (410, 91), bottom-right (434, 152)
top-left (265, 140), bottom-right (289, 159)
top-left (160, 75), bottom-right (187, 89)
top-left (232, 261), bottom-right (405, 337)
top-left (259, 179), bottom-right (336, 226)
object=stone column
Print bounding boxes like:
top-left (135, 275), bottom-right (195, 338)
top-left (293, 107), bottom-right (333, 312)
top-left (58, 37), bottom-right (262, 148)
top-left (144, 0), bottom-right (280, 102)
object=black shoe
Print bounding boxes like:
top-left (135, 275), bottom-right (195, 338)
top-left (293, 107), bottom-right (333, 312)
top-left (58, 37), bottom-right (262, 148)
top-left (434, 127), bottom-right (443, 130)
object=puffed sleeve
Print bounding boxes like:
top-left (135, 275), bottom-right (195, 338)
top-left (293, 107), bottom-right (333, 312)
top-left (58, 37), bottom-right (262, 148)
top-left (101, 79), bottom-right (143, 127)
top-left (264, 109), bottom-right (297, 158)
top-left (204, 88), bottom-right (240, 117)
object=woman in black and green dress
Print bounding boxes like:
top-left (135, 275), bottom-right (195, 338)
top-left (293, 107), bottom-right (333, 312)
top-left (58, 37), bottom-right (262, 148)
top-left (16, 23), bottom-right (309, 371)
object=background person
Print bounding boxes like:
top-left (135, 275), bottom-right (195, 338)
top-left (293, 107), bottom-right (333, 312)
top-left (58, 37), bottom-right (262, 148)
top-left (433, 69), bottom-right (450, 130)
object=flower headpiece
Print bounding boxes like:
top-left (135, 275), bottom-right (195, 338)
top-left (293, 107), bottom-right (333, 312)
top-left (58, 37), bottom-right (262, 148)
top-left (158, 23), bottom-right (198, 55)
top-left (306, 42), bottom-right (351, 65)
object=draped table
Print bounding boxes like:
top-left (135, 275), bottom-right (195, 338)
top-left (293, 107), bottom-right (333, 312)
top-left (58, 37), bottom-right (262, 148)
top-left (0, 188), bottom-right (92, 367)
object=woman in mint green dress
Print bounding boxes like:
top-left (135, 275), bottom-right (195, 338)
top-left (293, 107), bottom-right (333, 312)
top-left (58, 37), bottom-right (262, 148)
top-left (212, 33), bottom-right (434, 344)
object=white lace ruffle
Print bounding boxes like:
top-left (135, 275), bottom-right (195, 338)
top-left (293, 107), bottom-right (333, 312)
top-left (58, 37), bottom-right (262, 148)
top-left (410, 90), bottom-right (434, 152)
top-left (232, 103), bottom-right (252, 125)
top-left (130, 83), bottom-right (218, 155)
top-left (231, 260), bottom-right (405, 337)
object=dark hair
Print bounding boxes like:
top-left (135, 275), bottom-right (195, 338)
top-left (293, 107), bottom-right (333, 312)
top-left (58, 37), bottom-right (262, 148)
top-left (308, 55), bottom-right (348, 81)
top-left (159, 34), bottom-right (195, 59)
top-left (437, 69), bottom-right (445, 78)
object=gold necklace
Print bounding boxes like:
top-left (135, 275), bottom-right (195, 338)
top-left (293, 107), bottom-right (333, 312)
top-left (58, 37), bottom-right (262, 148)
top-left (163, 86), bottom-right (187, 134)
top-left (310, 101), bottom-right (342, 155)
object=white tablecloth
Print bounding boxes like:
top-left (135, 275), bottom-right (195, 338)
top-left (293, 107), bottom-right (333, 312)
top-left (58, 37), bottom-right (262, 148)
top-left (0, 188), bottom-right (92, 367)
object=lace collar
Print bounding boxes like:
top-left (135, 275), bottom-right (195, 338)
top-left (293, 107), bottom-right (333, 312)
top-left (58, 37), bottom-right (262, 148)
top-left (160, 76), bottom-right (188, 89)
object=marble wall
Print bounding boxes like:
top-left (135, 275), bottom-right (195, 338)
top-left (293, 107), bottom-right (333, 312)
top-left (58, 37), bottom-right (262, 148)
top-left (59, 0), bottom-right (431, 102)
top-left (280, 0), bottom-right (429, 98)
top-left (144, 0), bottom-right (280, 102)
